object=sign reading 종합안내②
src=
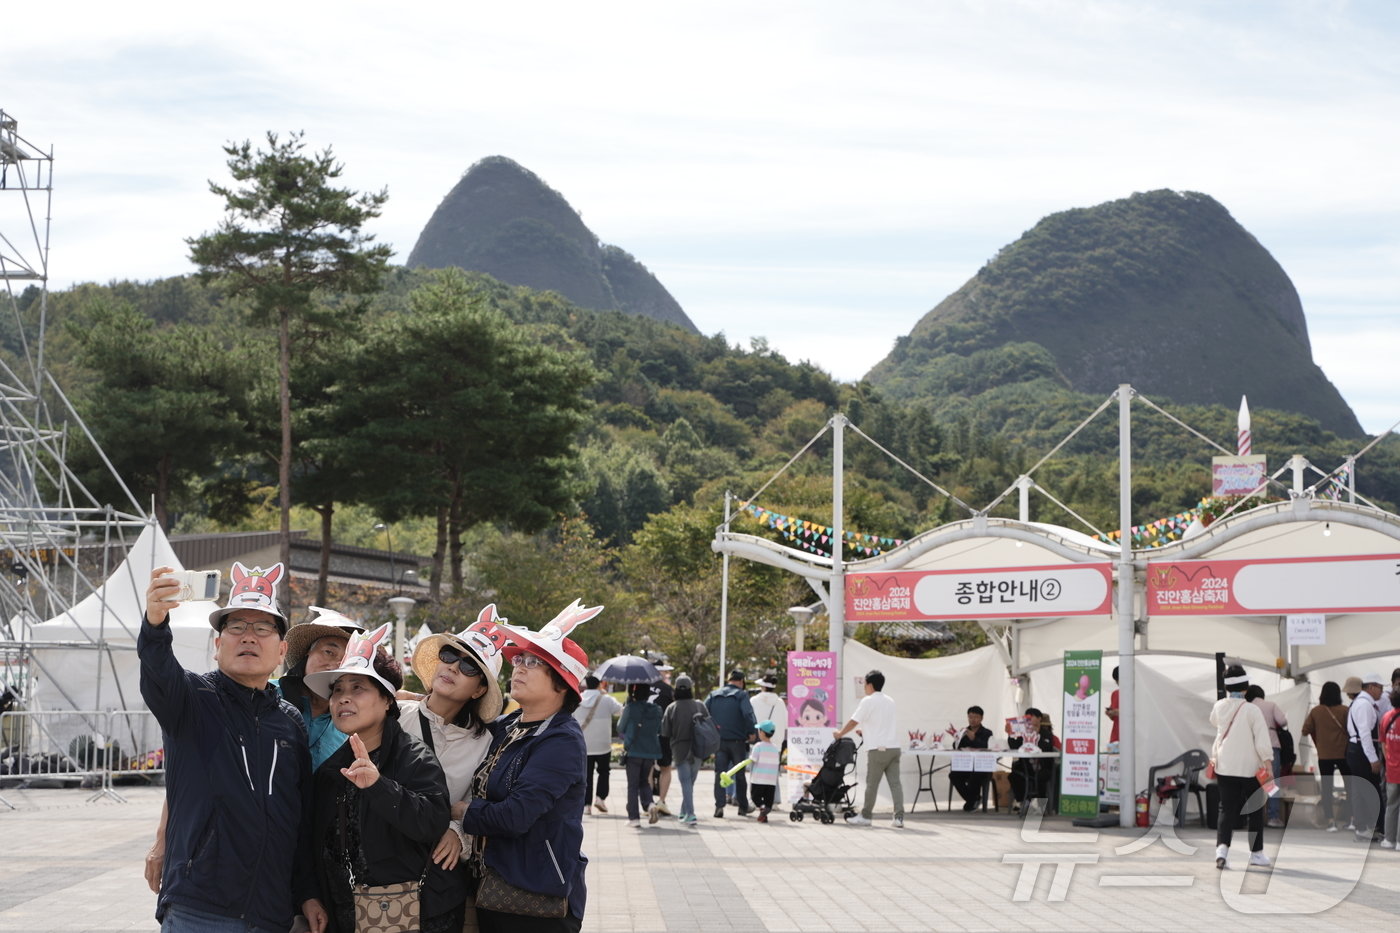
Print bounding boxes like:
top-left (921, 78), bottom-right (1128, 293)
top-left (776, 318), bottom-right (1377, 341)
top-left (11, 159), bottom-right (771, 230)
top-left (1146, 554), bottom-right (1400, 616)
top-left (844, 564), bottom-right (1114, 621)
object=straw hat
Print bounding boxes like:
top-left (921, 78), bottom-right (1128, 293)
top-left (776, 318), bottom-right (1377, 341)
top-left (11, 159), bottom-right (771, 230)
top-left (410, 604), bottom-right (507, 722)
top-left (499, 599), bottom-right (602, 696)
top-left (284, 606), bottom-right (366, 672)
top-left (207, 561), bottom-right (288, 634)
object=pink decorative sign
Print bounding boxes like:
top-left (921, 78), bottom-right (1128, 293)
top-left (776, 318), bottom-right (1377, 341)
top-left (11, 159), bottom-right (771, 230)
top-left (845, 564), bottom-right (1113, 621)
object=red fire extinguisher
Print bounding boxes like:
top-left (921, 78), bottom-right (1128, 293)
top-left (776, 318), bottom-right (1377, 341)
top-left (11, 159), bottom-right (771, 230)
top-left (1135, 791), bottom-right (1150, 827)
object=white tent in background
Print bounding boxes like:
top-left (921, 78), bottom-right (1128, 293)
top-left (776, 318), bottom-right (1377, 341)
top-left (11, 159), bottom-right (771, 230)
top-left (409, 622), bottom-right (433, 652)
top-left (28, 523), bottom-right (218, 715)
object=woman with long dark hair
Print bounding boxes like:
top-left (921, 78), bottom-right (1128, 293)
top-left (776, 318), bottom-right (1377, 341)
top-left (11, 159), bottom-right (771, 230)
top-left (1301, 680), bottom-right (1350, 830)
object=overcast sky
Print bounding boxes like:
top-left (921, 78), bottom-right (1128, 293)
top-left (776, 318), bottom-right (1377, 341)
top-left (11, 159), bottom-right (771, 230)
top-left (6, 0), bottom-right (1398, 435)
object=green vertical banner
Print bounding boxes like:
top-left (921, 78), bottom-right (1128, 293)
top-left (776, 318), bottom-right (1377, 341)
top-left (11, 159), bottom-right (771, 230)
top-left (1059, 650), bottom-right (1103, 817)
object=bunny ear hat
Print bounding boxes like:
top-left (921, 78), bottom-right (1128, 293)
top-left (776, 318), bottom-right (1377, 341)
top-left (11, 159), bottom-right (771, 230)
top-left (208, 561), bottom-right (288, 634)
top-left (411, 604), bottom-right (508, 722)
top-left (499, 599), bottom-right (602, 696)
top-left (303, 623), bottom-right (397, 699)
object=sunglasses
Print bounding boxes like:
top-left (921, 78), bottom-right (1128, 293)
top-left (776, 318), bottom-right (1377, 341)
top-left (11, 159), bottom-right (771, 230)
top-left (438, 647), bottom-right (483, 678)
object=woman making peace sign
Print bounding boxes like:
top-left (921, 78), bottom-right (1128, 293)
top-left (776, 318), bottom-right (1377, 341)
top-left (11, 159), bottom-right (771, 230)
top-left (301, 625), bottom-right (467, 933)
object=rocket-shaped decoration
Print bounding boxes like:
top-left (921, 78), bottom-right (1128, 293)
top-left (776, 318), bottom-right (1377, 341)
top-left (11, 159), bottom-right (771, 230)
top-left (1237, 396), bottom-right (1251, 456)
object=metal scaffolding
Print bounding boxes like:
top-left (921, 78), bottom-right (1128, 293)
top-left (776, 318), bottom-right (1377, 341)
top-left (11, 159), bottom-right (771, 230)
top-left (0, 109), bottom-right (150, 714)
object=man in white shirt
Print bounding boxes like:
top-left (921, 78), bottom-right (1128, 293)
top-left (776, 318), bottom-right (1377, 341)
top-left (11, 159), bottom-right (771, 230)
top-left (1346, 672), bottom-right (1385, 842)
top-left (575, 675), bottom-right (624, 814)
top-left (833, 670), bottom-right (904, 828)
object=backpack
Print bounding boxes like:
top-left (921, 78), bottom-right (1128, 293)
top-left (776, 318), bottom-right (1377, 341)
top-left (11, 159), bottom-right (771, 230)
top-left (690, 707), bottom-right (721, 760)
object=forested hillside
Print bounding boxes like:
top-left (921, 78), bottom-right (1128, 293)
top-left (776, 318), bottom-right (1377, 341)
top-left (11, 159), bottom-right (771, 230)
top-left (867, 190), bottom-right (1364, 436)
top-left (18, 257), bottom-right (1398, 680)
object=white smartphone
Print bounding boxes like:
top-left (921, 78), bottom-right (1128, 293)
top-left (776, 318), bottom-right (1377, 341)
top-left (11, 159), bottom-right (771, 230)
top-left (167, 569), bottom-right (221, 602)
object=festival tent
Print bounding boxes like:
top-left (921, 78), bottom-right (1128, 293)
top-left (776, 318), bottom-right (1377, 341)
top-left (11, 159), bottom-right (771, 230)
top-left (720, 496), bottom-right (1400, 820)
top-left (27, 523), bottom-right (218, 715)
top-left (837, 639), bottom-right (1018, 812)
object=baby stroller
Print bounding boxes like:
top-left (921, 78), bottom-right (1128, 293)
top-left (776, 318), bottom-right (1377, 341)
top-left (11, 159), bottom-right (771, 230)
top-left (790, 737), bottom-right (860, 824)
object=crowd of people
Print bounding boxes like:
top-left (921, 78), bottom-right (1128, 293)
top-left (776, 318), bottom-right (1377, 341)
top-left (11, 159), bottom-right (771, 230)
top-left (139, 563), bottom-right (596, 933)
top-left (1210, 664), bottom-right (1400, 869)
top-left (143, 552), bottom-right (1400, 929)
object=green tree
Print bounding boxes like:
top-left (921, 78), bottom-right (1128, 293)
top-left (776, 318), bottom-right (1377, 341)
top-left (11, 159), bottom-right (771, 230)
top-left (333, 269), bottom-right (593, 597)
top-left (621, 500), bottom-right (804, 686)
top-left (187, 131), bottom-right (390, 569)
top-left (65, 300), bottom-right (256, 529)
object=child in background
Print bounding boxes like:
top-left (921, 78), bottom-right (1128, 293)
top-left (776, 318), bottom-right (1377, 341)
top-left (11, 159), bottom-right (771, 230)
top-left (750, 721), bottom-right (781, 822)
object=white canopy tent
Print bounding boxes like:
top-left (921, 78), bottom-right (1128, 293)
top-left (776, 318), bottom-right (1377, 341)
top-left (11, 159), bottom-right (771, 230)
top-left (714, 405), bottom-right (1400, 825)
top-left (28, 523), bottom-right (217, 714)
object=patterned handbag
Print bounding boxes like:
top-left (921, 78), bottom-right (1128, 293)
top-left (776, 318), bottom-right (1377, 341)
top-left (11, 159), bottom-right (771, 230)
top-left (341, 796), bottom-right (426, 933)
top-left (476, 865), bottom-right (567, 919)
top-left (352, 879), bottom-right (421, 933)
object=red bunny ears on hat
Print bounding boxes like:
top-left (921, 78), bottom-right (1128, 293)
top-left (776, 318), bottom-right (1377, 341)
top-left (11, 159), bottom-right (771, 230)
top-left (208, 561), bottom-right (288, 632)
top-left (500, 599), bottom-right (603, 694)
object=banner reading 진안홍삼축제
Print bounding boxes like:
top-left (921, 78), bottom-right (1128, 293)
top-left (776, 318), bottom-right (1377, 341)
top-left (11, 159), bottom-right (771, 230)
top-left (1059, 650), bottom-right (1102, 817)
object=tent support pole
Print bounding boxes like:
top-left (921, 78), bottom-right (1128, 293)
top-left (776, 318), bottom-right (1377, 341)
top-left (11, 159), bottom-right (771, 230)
top-left (719, 491), bottom-right (731, 689)
top-left (1117, 385), bottom-right (1137, 827)
top-left (830, 414), bottom-right (847, 722)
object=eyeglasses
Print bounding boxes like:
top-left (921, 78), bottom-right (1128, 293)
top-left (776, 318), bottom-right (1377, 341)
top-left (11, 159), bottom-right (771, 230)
top-left (513, 653), bottom-right (549, 670)
top-left (222, 619), bottom-right (281, 638)
top-left (438, 647), bottom-right (483, 678)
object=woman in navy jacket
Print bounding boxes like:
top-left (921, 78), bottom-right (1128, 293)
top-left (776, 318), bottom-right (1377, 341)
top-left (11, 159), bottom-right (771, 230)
top-left (461, 600), bottom-right (601, 933)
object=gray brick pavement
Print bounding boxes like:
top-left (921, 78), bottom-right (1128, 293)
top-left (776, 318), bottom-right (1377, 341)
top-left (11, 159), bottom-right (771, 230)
top-left (3, 785), bottom-right (1399, 932)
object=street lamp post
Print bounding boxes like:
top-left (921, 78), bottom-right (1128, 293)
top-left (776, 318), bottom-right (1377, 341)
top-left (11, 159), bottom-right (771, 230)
top-left (373, 522), bottom-right (399, 595)
top-left (388, 596), bottom-right (416, 668)
top-left (787, 606), bottom-right (815, 653)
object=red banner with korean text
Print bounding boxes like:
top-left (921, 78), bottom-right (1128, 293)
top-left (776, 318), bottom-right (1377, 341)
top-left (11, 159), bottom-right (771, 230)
top-left (845, 563), bottom-right (1114, 621)
top-left (1146, 554), bottom-right (1400, 616)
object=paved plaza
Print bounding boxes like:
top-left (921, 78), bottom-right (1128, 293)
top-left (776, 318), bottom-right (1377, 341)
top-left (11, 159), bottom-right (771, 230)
top-left (3, 784), bottom-right (1400, 932)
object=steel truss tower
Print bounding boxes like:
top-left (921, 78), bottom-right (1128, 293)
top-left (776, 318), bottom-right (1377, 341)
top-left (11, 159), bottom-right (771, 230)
top-left (0, 109), bottom-right (149, 705)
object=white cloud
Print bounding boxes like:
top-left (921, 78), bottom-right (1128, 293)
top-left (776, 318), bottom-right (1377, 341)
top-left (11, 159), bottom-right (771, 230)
top-left (4, 0), bottom-right (1399, 434)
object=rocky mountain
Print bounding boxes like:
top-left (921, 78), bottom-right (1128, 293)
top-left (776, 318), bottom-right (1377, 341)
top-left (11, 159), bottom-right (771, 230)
top-left (407, 157), bottom-right (697, 333)
top-left (866, 190), bottom-right (1364, 436)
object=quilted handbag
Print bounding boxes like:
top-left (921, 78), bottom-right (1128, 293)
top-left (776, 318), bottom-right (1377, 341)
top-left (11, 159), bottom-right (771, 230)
top-left (352, 878), bottom-right (421, 933)
top-left (476, 865), bottom-right (567, 919)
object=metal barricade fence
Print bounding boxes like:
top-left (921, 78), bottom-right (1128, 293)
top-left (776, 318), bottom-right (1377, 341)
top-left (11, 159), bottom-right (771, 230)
top-left (0, 709), bottom-right (165, 803)
top-left (106, 709), bottom-right (165, 784)
top-left (0, 709), bottom-right (110, 787)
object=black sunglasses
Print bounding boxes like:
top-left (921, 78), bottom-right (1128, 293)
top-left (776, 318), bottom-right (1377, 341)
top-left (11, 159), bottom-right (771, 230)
top-left (438, 646), bottom-right (483, 678)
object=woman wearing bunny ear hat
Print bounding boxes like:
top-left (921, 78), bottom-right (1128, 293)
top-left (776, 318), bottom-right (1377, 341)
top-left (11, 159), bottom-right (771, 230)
top-left (302, 624), bottom-right (467, 933)
top-left (461, 599), bottom-right (600, 933)
top-left (398, 604), bottom-right (507, 916)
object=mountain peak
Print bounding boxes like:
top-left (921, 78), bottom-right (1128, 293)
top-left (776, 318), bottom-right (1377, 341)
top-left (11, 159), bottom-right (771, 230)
top-left (867, 189), bottom-right (1362, 435)
top-left (407, 157), bottom-right (697, 333)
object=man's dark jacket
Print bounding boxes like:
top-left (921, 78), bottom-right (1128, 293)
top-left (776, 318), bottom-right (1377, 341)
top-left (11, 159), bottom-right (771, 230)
top-left (138, 617), bottom-right (313, 933)
top-left (705, 684), bottom-right (757, 741)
